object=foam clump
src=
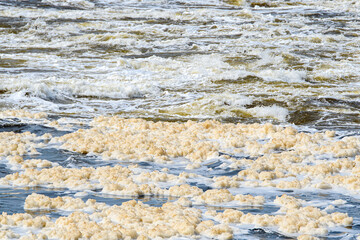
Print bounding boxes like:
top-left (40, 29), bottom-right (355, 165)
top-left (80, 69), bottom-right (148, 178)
top-left (274, 194), bottom-right (305, 211)
top-left (54, 117), bottom-right (293, 162)
top-left (54, 117), bottom-right (360, 163)
top-left (0, 164), bottom-right (189, 197)
top-left (0, 229), bottom-right (19, 239)
top-left (194, 189), bottom-right (264, 206)
top-left (0, 165), bottom-right (132, 191)
top-left (25, 193), bottom-right (107, 212)
top-left (0, 165), bottom-right (169, 195)
top-left (7, 155), bottom-right (58, 170)
top-left (0, 116), bottom-right (359, 238)
top-left (32, 116), bottom-right (360, 193)
top-left (298, 235), bottom-right (320, 240)
top-left (0, 131), bottom-right (42, 157)
top-left (0, 110), bottom-right (48, 119)
top-left (21, 193), bottom-right (233, 239)
top-left (168, 184), bottom-right (203, 197)
top-left (213, 194), bottom-right (352, 236)
top-left (53, 117), bottom-right (307, 162)
top-left (213, 176), bottom-right (239, 188)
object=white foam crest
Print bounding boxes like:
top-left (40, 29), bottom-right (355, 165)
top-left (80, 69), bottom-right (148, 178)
top-left (160, 93), bottom-right (253, 118)
top-left (248, 105), bottom-right (289, 122)
top-left (24, 18), bottom-right (48, 32)
top-left (213, 93), bottom-right (253, 107)
top-left (2, 76), bottom-right (161, 101)
top-left (313, 62), bottom-right (360, 82)
top-left (6, 82), bottom-right (72, 103)
top-left (0, 0), bottom-right (358, 124)
top-left (42, 0), bottom-right (95, 9)
top-left (256, 51), bottom-right (285, 67)
top-left (119, 54), bottom-right (246, 87)
top-left (316, 0), bottom-right (360, 13)
top-left (258, 69), bottom-right (307, 83)
top-left (1, 6), bottom-right (96, 19)
top-left (71, 80), bottom-right (161, 99)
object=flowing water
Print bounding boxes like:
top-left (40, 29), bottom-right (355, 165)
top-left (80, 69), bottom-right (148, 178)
top-left (0, 0), bottom-right (360, 239)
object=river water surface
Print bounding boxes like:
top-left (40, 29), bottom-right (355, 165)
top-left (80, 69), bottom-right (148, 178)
top-left (0, 0), bottom-right (360, 239)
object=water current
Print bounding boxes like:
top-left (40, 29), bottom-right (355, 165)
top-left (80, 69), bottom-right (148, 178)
top-left (0, 0), bottom-right (360, 239)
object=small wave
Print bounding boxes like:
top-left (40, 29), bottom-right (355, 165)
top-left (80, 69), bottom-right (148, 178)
top-left (248, 105), bottom-right (289, 122)
top-left (257, 69), bottom-right (307, 83)
top-left (160, 93), bottom-right (253, 118)
top-left (72, 82), bottom-right (160, 100)
top-left (42, 0), bottom-right (95, 9)
top-left (6, 82), bottom-right (73, 105)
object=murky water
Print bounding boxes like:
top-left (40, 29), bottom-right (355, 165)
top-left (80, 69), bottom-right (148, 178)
top-left (0, 0), bottom-right (360, 239)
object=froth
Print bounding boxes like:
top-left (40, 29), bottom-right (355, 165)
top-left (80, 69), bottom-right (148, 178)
top-left (258, 69), bottom-right (307, 83)
top-left (248, 105), bottom-right (289, 121)
top-left (0, 115), bottom-right (357, 238)
top-left (42, 0), bottom-right (95, 9)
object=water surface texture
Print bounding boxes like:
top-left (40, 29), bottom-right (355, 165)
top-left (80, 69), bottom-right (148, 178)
top-left (0, 0), bottom-right (360, 239)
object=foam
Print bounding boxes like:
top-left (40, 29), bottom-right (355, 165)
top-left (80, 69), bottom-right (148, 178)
top-left (1, 117), bottom-right (360, 196)
top-left (16, 193), bottom-right (352, 238)
top-left (0, 110), bottom-right (48, 119)
top-left (212, 194), bottom-right (352, 236)
top-left (1, 0), bottom-right (360, 238)
top-left (1, 8), bottom-right (358, 120)
top-left (21, 193), bottom-right (233, 239)
top-left (44, 117), bottom-right (360, 196)
top-left (247, 105), bottom-right (289, 121)
top-left (42, 0), bottom-right (95, 8)
top-left (0, 131), bottom-right (43, 157)
top-left (4, 78), bottom-right (160, 103)
top-left (0, 116), bottom-right (357, 238)
top-left (160, 93), bottom-right (253, 118)
top-left (7, 155), bottom-right (58, 170)
top-left (258, 69), bottom-right (307, 83)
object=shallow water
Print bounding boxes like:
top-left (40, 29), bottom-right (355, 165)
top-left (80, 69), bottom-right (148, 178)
top-left (0, 0), bottom-right (360, 239)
